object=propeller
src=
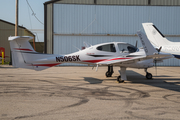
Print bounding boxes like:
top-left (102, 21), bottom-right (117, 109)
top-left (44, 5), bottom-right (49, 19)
top-left (154, 59), bottom-right (157, 76)
top-left (96, 64), bottom-right (99, 72)
top-left (154, 46), bottom-right (162, 76)
top-left (156, 46), bottom-right (162, 53)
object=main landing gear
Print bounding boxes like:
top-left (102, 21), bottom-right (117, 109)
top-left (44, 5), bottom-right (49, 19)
top-left (105, 67), bottom-right (153, 83)
top-left (105, 66), bottom-right (114, 77)
top-left (117, 67), bottom-right (126, 83)
top-left (144, 68), bottom-right (153, 79)
top-left (105, 66), bottom-right (126, 83)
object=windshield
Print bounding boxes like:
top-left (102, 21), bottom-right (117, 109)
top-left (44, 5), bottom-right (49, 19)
top-left (118, 43), bottom-right (138, 53)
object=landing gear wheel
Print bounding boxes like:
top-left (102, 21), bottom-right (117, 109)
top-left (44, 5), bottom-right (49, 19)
top-left (117, 76), bottom-right (124, 83)
top-left (146, 72), bottom-right (152, 79)
top-left (106, 71), bottom-right (112, 77)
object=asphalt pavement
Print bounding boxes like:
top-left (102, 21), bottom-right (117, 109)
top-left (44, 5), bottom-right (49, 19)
top-left (0, 65), bottom-right (180, 120)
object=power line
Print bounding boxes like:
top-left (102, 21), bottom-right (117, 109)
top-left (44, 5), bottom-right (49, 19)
top-left (26, 0), bottom-right (44, 25)
top-left (27, 0), bottom-right (32, 29)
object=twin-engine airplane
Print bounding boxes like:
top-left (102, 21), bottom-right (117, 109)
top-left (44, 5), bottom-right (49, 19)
top-left (142, 23), bottom-right (180, 59)
top-left (8, 31), bottom-right (172, 83)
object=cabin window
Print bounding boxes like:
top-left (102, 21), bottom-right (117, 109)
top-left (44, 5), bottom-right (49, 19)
top-left (97, 44), bottom-right (116, 52)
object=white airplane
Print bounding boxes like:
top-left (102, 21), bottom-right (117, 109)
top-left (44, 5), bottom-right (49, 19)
top-left (8, 31), bottom-right (172, 83)
top-left (142, 23), bottom-right (180, 59)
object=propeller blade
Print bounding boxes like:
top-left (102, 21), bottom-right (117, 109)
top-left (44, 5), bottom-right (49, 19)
top-left (154, 59), bottom-right (157, 76)
top-left (96, 64), bottom-right (99, 72)
top-left (135, 40), bottom-right (138, 48)
top-left (158, 46), bottom-right (162, 52)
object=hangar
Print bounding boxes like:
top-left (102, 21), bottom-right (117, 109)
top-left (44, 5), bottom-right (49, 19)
top-left (0, 19), bottom-right (35, 62)
top-left (44, 0), bottom-right (180, 66)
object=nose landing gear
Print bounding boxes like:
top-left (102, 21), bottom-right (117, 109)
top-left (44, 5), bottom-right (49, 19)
top-left (144, 68), bottom-right (153, 79)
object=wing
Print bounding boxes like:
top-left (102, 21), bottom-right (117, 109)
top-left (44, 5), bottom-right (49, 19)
top-left (97, 53), bottom-right (172, 66)
top-left (97, 31), bottom-right (173, 66)
top-left (97, 55), bottom-right (145, 65)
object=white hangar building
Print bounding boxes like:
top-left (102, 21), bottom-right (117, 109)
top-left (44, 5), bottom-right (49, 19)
top-left (44, 0), bottom-right (180, 66)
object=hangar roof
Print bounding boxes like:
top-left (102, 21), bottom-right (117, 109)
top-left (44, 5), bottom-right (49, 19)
top-left (0, 19), bottom-right (35, 37)
top-left (44, 0), bottom-right (180, 6)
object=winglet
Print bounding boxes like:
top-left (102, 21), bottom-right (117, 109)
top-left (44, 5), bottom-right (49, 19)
top-left (137, 31), bottom-right (157, 56)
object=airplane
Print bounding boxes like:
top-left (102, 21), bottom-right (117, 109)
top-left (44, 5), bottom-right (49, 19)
top-left (142, 23), bottom-right (180, 59)
top-left (8, 31), bottom-right (172, 83)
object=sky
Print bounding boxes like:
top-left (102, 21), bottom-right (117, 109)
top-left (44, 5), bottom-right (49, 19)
top-left (0, 0), bottom-right (48, 42)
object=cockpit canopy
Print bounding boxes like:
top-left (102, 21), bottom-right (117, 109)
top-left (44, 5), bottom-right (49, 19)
top-left (118, 43), bottom-right (138, 53)
top-left (96, 43), bottom-right (138, 53)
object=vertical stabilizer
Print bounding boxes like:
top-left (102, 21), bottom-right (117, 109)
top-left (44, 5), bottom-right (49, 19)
top-left (142, 23), bottom-right (171, 47)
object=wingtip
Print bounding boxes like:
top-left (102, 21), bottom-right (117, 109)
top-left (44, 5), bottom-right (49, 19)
top-left (142, 23), bottom-right (154, 26)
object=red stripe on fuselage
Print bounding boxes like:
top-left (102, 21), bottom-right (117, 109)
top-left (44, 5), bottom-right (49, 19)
top-left (82, 59), bottom-right (107, 63)
top-left (103, 57), bottom-right (131, 62)
top-left (32, 63), bottom-right (60, 67)
top-left (82, 57), bottom-right (131, 63)
top-left (14, 48), bottom-right (33, 51)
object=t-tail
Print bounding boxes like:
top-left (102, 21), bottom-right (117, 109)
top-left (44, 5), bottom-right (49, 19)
top-left (142, 23), bottom-right (180, 59)
top-left (137, 31), bottom-right (172, 59)
top-left (9, 36), bottom-right (61, 71)
top-left (142, 23), bottom-right (172, 47)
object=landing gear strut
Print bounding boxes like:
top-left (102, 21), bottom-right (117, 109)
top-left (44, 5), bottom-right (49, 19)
top-left (117, 67), bottom-right (127, 83)
top-left (105, 66), bottom-right (114, 77)
top-left (144, 68), bottom-right (153, 79)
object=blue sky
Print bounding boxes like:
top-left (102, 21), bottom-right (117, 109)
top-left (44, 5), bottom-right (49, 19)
top-left (0, 0), bottom-right (48, 42)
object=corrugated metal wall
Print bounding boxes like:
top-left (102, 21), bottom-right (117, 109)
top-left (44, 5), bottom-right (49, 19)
top-left (53, 4), bottom-right (180, 66)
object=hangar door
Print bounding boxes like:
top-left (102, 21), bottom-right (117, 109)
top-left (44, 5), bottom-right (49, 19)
top-left (53, 4), bottom-right (180, 66)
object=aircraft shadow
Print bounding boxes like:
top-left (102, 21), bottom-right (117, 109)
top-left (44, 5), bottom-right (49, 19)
top-left (127, 71), bottom-right (180, 92)
top-left (84, 77), bottom-right (103, 84)
top-left (84, 70), bottom-right (180, 92)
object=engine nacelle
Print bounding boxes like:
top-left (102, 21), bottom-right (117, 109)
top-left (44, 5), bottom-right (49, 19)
top-left (135, 59), bottom-right (154, 68)
top-left (121, 59), bottom-right (154, 69)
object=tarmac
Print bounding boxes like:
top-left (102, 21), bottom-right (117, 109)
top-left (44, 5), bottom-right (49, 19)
top-left (0, 65), bottom-right (180, 120)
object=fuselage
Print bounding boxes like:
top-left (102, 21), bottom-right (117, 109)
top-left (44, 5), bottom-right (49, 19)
top-left (156, 44), bottom-right (180, 59)
top-left (54, 42), bottom-right (154, 69)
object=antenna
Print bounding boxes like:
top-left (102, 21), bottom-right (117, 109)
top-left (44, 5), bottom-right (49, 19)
top-left (72, 45), bottom-right (81, 51)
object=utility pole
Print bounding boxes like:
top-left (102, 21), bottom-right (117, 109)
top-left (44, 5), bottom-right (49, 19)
top-left (15, 0), bottom-right (18, 36)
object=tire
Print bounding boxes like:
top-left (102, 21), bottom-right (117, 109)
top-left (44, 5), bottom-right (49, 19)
top-left (146, 73), bottom-right (152, 79)
top-left (106, 71), bottom-right (112, 77)
top-left (117, 76), bottom-right (124, 83)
